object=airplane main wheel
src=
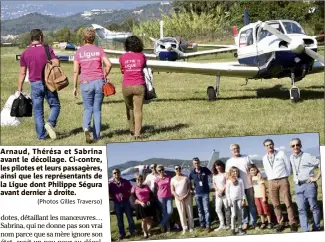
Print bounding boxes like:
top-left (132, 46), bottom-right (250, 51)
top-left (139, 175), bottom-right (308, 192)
top-left (290, 88), bottom-right (300, 103)
top-left (207, 86), bottom-right (217, 101)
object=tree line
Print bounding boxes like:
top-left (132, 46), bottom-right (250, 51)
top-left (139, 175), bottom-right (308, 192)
top-left (12, 1), bottom-right (324, 48)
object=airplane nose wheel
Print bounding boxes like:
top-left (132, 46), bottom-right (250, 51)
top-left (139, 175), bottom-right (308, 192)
top-left (289, 72), bottom-right (300, 103)
top-left (207, 86), bottom-right (217, 101)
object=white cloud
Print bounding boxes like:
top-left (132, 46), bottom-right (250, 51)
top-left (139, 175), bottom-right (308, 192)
top-left (275, 146), bottom-right (286, 151)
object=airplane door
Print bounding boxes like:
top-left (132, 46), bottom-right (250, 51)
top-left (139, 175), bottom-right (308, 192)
top-left (237, 27), bottom-right (258, 65)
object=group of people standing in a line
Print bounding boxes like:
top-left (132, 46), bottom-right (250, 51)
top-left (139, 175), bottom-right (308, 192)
top-left (18, 28), bottom-right (148, 142)
top-left (108, 138), bottom-right (322, 240)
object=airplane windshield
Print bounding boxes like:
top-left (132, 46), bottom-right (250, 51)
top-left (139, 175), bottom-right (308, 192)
top-left (258, 22), bottom-right (285, 41)
top-left (160, 38), bottom-right (177, 43)
top-left (282, 21), bottom-right (305, 34)
top-left (95, 29), bottom-right (106, 39)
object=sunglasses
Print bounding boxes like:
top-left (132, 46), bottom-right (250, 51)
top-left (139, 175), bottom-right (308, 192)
top-left (265, 143), bottom-right (273, 147)
top-left (175, 167), bottom-right (181, 171)
top-left (113, 172), bottom-right (119, 174)
top-left (291, 144), bottom-right (301, 148)
top-left (157, 169), bottom-right (164, 172)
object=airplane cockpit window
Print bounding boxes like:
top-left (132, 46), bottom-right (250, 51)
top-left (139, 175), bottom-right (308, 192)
top-left (95, 29), bottom-right (106, 39)
top-left (258, 23), bottom-right (285, 42)
top-left (239, 28), bottom-right (254, 47)
top-left (282, 21), bottom-right (305, 34)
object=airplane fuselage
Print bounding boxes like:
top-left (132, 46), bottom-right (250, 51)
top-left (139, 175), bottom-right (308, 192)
top-left (236, 20), bottom-right (318, 80)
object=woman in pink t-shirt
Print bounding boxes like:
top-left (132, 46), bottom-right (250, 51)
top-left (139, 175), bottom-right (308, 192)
top-left (73, 28), bottom-right (112, 143)
top-left (131, 175), bottom-right (154, 238)
top-left (119, 36), bottom-right (147, 140)
top-left (154, 165), bottom-right (173, 233)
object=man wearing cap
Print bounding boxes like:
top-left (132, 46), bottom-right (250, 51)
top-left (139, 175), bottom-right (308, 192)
top-left (144, 163), bottom-right (161, 224)
top-left (189, 157), bottom-right (212, 231)
top-left (262, 139), bottom-right (298, 232)
top-left (289, 138), bottom-right (321, 232)
top-left (226, 144), bottom-right (257, 230)
top-left (109, 169), bottom-right (136, 240)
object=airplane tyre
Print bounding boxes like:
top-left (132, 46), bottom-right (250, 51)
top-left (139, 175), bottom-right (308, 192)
top-left (207, 86), bottom-right (217, 101)
top-left (290, 88), bottom-right (300, 103)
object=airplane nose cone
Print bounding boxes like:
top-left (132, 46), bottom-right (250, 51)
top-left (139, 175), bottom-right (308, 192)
top-left (165, 43), bottom-right (172, 51)
top-left (288, 38), bottom-right (305, 54)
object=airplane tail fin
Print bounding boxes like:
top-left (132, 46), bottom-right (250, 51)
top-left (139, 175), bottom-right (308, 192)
top-left (207, 150), bottom-right (220, 171)
top-left (244, 6), bottom-right (250, 25)
top-left (232, 26), bottom-right (239, 46)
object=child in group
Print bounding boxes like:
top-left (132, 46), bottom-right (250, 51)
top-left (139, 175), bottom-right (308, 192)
top-left (212, 160), bottom-right (231, 231)
top-left (248, 164), bottom-right (272, 229)
top-left (226, 166), bottom-right (246, 235)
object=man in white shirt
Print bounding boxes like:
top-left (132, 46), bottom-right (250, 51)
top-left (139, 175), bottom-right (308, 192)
top-left (144, 163), bottom-right (161, 224)
top-left (262, 139), bottom-right (298, 232)
top-left (289, 138), bottom-right (321, 232)
top-left (225, 144), bottom-right (257, 230)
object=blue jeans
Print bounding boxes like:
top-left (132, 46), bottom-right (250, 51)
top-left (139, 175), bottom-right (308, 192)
top-left (80, 79), bottom-right (104, 140)
top-left (114, 200), bottom-right (135, 236)
top-left (30, 81), bottom-right (60, 139)
top-left (243, 187), bottom-right (257, 226)
top-left (195, 193), bottom-right (210, 228)
top-left (295, 182), bottom-right (321, 232)
top-left (158, 197), bottom-right (173, 229)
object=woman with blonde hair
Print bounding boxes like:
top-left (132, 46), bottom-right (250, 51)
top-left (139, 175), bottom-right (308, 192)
top-left (73, 27), bottom-right (112, 143)
top-left (131, 174), bottom-right (154, 238)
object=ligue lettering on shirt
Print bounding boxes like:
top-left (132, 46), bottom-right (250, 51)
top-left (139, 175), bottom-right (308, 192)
top-left (79, 51), bottom-right (101, 60)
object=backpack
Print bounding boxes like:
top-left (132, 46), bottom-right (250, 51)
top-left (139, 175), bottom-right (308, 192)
top-left (43, 45), bottom-right (69, 92)
top-left (10, 93), bottom-right (33, 118)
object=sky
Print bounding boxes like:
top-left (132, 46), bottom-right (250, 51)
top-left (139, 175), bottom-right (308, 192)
top-left (106, 132), bottom-right (320, 167)
top-left (2, 1), bottom-right (163, 10)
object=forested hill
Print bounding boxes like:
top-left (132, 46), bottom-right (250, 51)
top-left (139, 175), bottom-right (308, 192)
top-left (1, 3), bottom-right (173, 35)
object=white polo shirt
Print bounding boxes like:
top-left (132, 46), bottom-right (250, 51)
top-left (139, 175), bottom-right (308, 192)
top-left (144, 173), bottom-right (158, 192)
top-left (226, 155), bottom-right (253, 189)
top-left (262, 150), bottom-right (291, 181)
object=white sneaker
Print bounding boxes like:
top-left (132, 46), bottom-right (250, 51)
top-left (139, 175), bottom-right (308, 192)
top-left (189, 229), bottom-right (194, 233)
top-left (182, 230), bottom-right (186, 235)
top-left (45, 122), bottom-right (56, 140)
top-left (83, 128), bottom-right (92, 144)
top-left (214, 226), bottom-right (225, 232)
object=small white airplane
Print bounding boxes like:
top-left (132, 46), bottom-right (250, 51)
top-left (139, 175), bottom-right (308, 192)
top-left (91, 24), bottom-right (132, 43)
top-left (102, 20), bottom-right (237, 61)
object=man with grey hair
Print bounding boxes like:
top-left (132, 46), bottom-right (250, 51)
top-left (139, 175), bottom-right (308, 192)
top-left (225, 144), bottom-right (257, 230)
top-left (262, 139), bottom-right (298, 232)
top-left (289, 138), bottom-right (321, 232)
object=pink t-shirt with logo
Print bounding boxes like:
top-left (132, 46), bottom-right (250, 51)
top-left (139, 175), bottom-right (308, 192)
top-left (131, 184), bottom-right (151, 203)
top-left (119, 52), bottom-right (146, 87)
top-left (155, 176), bottom-right (172, 199)
top-left (74, 44), bottom-right (106, 82)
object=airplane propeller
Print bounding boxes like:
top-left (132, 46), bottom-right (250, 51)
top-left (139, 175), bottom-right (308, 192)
top-left (261, 22), bottom-right (325, 64)
top-left (149, 37), bottom-right (185, 57)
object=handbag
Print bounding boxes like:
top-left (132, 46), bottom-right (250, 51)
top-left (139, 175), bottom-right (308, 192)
top-left (102, 81), bottom-right (116, 96)
top-left (10, 93), bottom-right (33, 117)
top-left (143, 67), bottom-right (157, 100)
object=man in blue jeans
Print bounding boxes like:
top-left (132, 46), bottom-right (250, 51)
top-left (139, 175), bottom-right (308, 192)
top-left (17, 29), bottom-right (60, 140)
top-left (289, 138), bottom-right (322, 232)
top-left (189, 157), bottom-right (212, 232)
top-left (109, 169), bottom-right (136, 240)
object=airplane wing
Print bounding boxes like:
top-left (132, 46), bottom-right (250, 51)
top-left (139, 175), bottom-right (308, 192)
top-left (197, 44), bottom-right (237, 49)
top-left (103, 49), bottom-right (157, 59)
top-left (108, 58), bottom-right (259, 78)
top-left (52, 55), bottom-right (323, 78)
top-left (181, 46), bottom-right (237, 59)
